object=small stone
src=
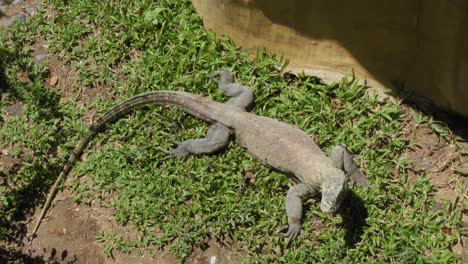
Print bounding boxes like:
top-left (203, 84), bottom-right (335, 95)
top-left (25, 7), bottom-right (35, 15)
top-left (35, 54), bottom-right (47, 62)
top-left (2, 19), bottom-right (13, 27)
top-left (15, 14), bottom-right (26, 23)
top-left (210, 256), bottom-right (217, 264)
top-left (59, 98), bottom-right (68, 105)
top-left (49, 75), bottom-right (59, 86)
top-left (6, 102), bottom-right (23, 116)
top-left (12, 0), bottom-right (24, 6)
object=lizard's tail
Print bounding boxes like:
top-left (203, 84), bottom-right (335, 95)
top-left (28, 132), bottom-right (92, 242)
top-left (90, 90), bottom-right (224, 131)
top-left (29, 90), bottom-right (232, 242)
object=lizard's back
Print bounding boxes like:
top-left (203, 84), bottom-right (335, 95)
top-left (229, 111), bottom-right (334, 185)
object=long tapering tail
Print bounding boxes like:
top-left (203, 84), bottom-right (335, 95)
top-left (28, 90), bottom-right (231, 242)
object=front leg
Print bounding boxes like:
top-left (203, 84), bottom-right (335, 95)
top-left (170, 123), bottom-right (232, 159)
top-left (211, 70), bottom-right (254, 111)
top-left (279, 183), bottom-right (318, 246)
top-left (329, 145), bottom-right (369, 186)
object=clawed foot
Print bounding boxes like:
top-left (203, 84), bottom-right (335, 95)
top-left (170, 145), bottom-right (190, 159)
top-left (278, 223), bottom-right (302, 247)
top-left (349, 170), bottom-right (370, 187)
top-left (158, 141), bottom-right (190, 160)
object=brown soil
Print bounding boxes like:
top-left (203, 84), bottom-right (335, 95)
top-left (399, 107), bottom-right (468, 260)
top-left (1, 0), bottom-right (467, 263)
top-left (17, 188), bottom-right (241, 264)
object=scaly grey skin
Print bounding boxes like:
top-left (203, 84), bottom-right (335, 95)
top-left (166, 70), bottom-right (253, 159)
top-left (29, 70), bottom-right (368, 246)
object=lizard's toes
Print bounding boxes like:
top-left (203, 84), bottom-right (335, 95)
top-left (350, 171), bottom-right (370, 187)
top-left (278, 225), bottom-right (292, 237)
top-left (169, 139), bottom-right (182, 145)
top-left (287, 229), bottom-right (300, 247)
top-left (157, 147), bottom-right (171, 154)
top-left (278, 224), bottom-right (301, 247)
top-left (170, 147), bottom-right (189, 160)
top-left (156, 146), bottom-right (188, 160)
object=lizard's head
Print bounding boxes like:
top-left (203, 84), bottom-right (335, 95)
top-left (320, 168), bottom-right (347, 213)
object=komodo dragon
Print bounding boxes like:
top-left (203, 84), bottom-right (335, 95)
top-left (29, 70), bottom-right (368, 245)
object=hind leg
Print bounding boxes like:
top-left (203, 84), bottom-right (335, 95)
top-left (168, 123), bottom-right (232, 159)
top-left (168, 70), bottom-right (252, 159)
top-left (329, 145), bottom-right (369, 186)
top-left (211, 70), bottom-right (254, 110)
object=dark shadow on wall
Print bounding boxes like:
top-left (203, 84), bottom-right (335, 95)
top-left (240, 0), bottom-right (422, 78)
top-left (216, 0), bottom-right (468, 139)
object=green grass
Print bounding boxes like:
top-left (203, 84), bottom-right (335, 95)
top-left (0, 0), bottom-right (462, 262)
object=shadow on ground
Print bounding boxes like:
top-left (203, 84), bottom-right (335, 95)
top-left (0, 46), bottom-right (12, 102)
top-left (339, 190), bottom-right (368, 248)
top-left (0, 248), bottom-right (46, 264)
top-left (0, 45), bottom-right (69, 263)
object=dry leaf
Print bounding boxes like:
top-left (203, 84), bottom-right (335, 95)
top-left (59, 98), bottom-right (69, 105)
top-left (442, 227), bottom-right (452, 236)
top-left (244, 171), bottom-right (256, 184)
top-left (17, 72), bottom-right (32, 84)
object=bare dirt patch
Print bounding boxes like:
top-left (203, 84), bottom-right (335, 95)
top-left (21, 186), bottom-right (242, 263)
top-left (22, 188), bottom-right (178, 264)
top-left (400, 106), bottom-right (467, 260)
top-left (406, 125), bottom-right (466, 200)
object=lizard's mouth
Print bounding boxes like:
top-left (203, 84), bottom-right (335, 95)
top-left (320, 190), bottom-right (345, 213)
top-left (320, 201), bottom-right (341, 213)
top-left (320, 168), bottom-right (347, 213)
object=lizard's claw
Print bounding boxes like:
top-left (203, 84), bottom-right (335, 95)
top-left (170, 145), bottom-right (190, 160)
top-left (157, 144), bottom-right (189, 160)
top-left (278, 223), bottom-right (301, 247)
top-left (169, 139), bottom-right (182, 145)
top-left (349, 170), bottom-right (370, 187)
